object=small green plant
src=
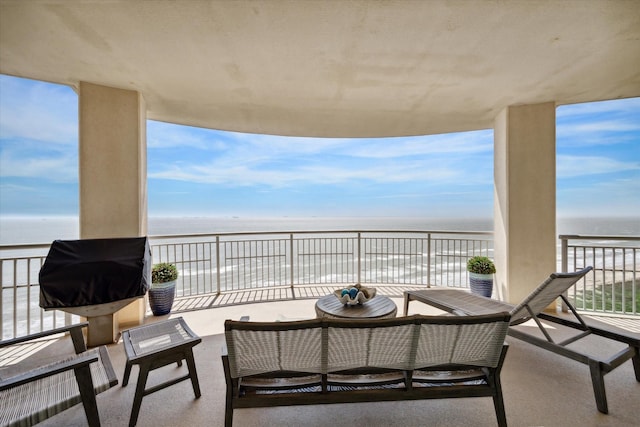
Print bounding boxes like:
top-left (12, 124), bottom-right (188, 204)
top-left (151, 263), bottom-right (178, 284)
top-left (467, 256), bottom-right (496, 275)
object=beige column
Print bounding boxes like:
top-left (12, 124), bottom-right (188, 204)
top-left (79, 82), bottom-right (147, 238)
top-left (78, 82), bottom-right (148, 344)
top-left (493, 102), bottom-right (557, 304)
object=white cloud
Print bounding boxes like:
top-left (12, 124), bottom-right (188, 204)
top-left (374, 190), bottom-right (479, 200)
top-left (557, 178), bottom-right (640, 217)
top-left (557, 155), bottom-right (640, 178)
top-left (2, 75), bottom-right (637, 219)
top-left (0, 183), bottom-right (40, 193)
top-left (557, 118), bottom-right (640, 146)
top-left (0, 76), bottom-right (78, 145)
top-left (149, 153), bottom-right (491, 188)
top-left (226, 131), bottom-right (353, 153)
top-left (147, 121), bottom-right (223, 149)
top-left (557, 97), bottom-right (640, 118)
top-left (147, 122), bottom-right (493, 160)
top-left (0, 151), bottom-right (77, 182)
top-left (556, 97), bottom-right (640, 147)
top-left (145, 125), bottom-right (494, 191)
top-left (258, 129), bottom-right (492, 159)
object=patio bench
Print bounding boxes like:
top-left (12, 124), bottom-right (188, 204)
top-left (222, 313), bottom-right (511, 427)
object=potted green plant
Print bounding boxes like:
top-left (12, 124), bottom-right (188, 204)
top-left (467, 256), bottom-right (496, 298)
top-left (148, 263), bottom-right (178, 316)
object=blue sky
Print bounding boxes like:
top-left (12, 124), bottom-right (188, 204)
top-left (0, 74), bottom-right (638, 219)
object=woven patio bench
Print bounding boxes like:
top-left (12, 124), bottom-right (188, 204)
top-left (0, 323), bottom-right (118, 427)
top-left (222, 313), bottom-right (511, 427)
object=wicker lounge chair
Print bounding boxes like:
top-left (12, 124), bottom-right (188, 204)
top-left (404, 266), bottom-right (640, 414)
top-left (0, 322), bottom-right (118, 427)
top-left (223, 313), bottom-right (511, 427)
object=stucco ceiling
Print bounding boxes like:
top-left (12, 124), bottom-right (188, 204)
top-left (1, 0), bottom-right (639, 138)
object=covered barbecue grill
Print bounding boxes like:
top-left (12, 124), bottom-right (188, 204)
top-left (39, 236), bottom-right (151, 346)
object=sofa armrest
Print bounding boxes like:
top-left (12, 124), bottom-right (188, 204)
top-left (0, 351), bottom-right (97, 391)
top-left (0, 322), bottom-right (89, 353)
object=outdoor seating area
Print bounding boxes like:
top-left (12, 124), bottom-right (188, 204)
top-left (1, 291), bottom-right (638, 427)
top-left (1, 2), bottom-right (639, 426)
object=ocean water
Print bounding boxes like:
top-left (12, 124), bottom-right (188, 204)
top-left (0, 215), bottom-right (638, 246)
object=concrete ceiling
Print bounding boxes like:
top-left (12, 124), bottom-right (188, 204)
top-left (1, 0), bottom-right (639, 138)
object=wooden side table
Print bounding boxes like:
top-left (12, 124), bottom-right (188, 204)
top-left (315, 294), bottom-right (397, 319)
top-left (121, 317), bottom-right (202, 427)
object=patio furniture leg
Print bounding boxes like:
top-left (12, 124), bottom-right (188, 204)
top-left (403, 295), bottom-right (410, 316)
top-left (222, 352), bottom-right (235, 427)
top-left (129, 364), bottom-right (150, 427)
top-left (225, 395), bottom-right (233, 427)
top-left (492, 345), bottom-right (509, 427)
top-left (75, 364), bottom-right (101, 427)
top-left (588, 359), bottom-right (608, 414)
top-left (185, 348), bottom-right (202, 398)
top-left (122, 360), bottom-right (133, 386)
top-left (492, 379), bottom-right (507, 427)
top-left (632, 346), bottom-right (640, 381)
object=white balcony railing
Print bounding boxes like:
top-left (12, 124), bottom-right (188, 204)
top-left (150, 230), bottom-right (492, 297)
top-left (560, 234), bottom-right (639, 316)
top-left (2, 230), bottom-right (638, 340)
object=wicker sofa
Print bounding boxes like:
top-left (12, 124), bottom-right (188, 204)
top-left (222, 313), bottom-right (511, 427)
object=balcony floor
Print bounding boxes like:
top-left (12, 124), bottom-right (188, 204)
top-left (17, 291), bottom-right (640, 427)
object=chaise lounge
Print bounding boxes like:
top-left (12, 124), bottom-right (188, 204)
top-left (403, 266), bottom-right (640, 414)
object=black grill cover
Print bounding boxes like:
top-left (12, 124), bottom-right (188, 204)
top-left (39, 237), bottom-right (151, 309)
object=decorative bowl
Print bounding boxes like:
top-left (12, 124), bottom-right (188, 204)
top-left (334, 284), bottom-right (377, 305)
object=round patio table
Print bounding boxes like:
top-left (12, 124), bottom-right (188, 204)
top-left (315, 294), bottom-right (397, 319)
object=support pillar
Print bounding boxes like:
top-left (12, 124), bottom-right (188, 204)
top-left (493, 102), bottom-right (557, 304)
top-left (78, 82), bottom-right (148, 345)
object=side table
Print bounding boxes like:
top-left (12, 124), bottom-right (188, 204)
top-left (315, 294), bottom-right (397, 319)
top-left (121, 317), bottom-right (202, 427)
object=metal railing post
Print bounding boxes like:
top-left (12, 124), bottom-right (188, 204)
top-left (357, 232), bottom-right (361, 284)
top-left (560, 235), bottom-right (569, 312)
top-left (561, 236), bottom-right (568, 273)
top-left (0, 261), bottom-right (3, 336)
top-left (12, 259), bottom-right (17, 338)
top-left (215, 235), bottom-right (221, 295)
top-left (290, 233), bottom-right (295, 290)
top-left (427, 233), bottom-right (432, 287)
top-left (634, 247), bottom-right (638, 316)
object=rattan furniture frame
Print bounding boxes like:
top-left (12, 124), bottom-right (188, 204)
top-left (121, 317), bottom-right (202, 427)
top-left (0, 322), bottom-right (118, 427)
top-left (223, 313), bottom-right (511, 427)
top-left (403, 267), bottom-right (640, 414)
